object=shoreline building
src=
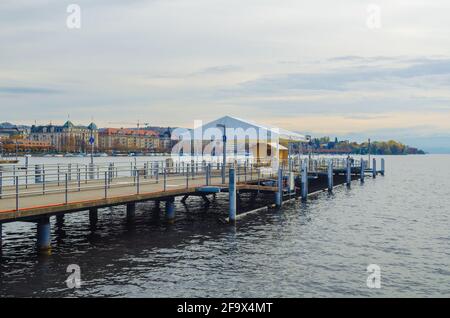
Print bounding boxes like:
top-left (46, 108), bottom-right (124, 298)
top-left (98, 128), bottom-right (160, 153)
top-left (29, 121), bottom-right (98, 153)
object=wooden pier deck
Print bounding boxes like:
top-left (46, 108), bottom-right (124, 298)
top-left (0, 157), bottom-right (385, 254)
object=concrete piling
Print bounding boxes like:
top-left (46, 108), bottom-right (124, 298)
top-left (127, 203), bottom-right (136, 221)
top-left (327, 160), bottom-right (334, 192)
top-left (165, 198), bottom-right (175, 223)
top-left (301, 161), bottom-right (308, 201)
top-left (360, 160), bottom-right (365, 183)
top-left (229, 167), bottom-right (236, 223)
top-left (89, 208), bottom-right (98, 226)
top-left (36, 217), bottom-right (51, 253)
top-left (275, 168), bottom-right (282, 207)
top-left (346, 158), bottom-right (351, 187)
top-left (56, 214), bottom-right (65, 226)
top-left (372, 158), bottom-right (377, 178)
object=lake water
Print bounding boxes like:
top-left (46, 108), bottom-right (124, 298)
top-left (0, 155), bottom-right (449, 297)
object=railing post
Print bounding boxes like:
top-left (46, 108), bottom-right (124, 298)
top-left (186, 164), bottom-right (189, 188)
top-left (57, 164), bottom-right (60, 186)
top-left (137, 169), bottom-right (140, 194)
top-left (155, 162), bottom-right (159, 184)
top-left (104, 171), bottom-right (108, 198)
top-left (65, 173), bottom-right (68, 204)
top-left (164, 168), bottom-right (167, 191)
top-left (77, 168), bottom-right (81, 192)
top-left (15, 176), bottom-right (19, 211)
top-left (42, 167), bottom-right (46, 194)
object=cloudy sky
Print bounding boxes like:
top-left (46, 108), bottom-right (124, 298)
top-left (1, 0), bottom-right (450, 151)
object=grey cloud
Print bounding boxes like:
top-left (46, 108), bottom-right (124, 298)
top-left (0, 86), bottom-right (62, 95)
top-left (221, 58), bottom-right (450, 96)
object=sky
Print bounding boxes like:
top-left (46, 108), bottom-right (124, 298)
top-left (1, 0), bottom-right (450, 152)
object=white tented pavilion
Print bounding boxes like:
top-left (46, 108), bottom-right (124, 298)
top-left (190, 116), bottom-right (306, 166)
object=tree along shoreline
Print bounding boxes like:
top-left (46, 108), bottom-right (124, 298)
top-left (307, 137), bottom-right (426, 155)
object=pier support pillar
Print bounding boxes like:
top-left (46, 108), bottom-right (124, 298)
top-left (56, 214), bottom-right (65, 227)
top-left (36, 217), bottom-right (51, 253)
top-left (372, 159), bottom-right (377, 178)
top-left (346, 159), bottom-right (351, 187)
top-left (360, 160), bottom-right (365, 183)
top-left (165, 198), bottom-right (175, 223)
top-left (89, 208), bottom-right (98, 227)
top-left (381, 158), bottom-right (385, 176)
top-left (327, 160), bottom-right (334, 192)
top-left (126, 203), bottom-right (136, 221)
top-left (275, 168), bottom-right (282, 207)
top-left (229, 168), bottom-right (237, 223)
top-left (301, 161), bottom-right (308, 201)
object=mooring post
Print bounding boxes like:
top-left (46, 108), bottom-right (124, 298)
top-left (346, 158), bottom-right (351, 187)
top-left (229, 167), bottom-right (237, 223)
top-left (301, 161), bottom-right (308, 201)
top-left (165, 198), bottom-right (175, 223)
top-left (360, 160), bottom-right (365, 183)
top-left (372, 158), bottom-right (377, 178)
top-left (56, 214), bottom-right (64, 226)
top-left (36, 217), bottom-right (51, 253)
top-left (327, 160), bottom-right (334, 192)
top-left (275, 168), bottom-right (283, 207)
top-left (381, 158), bottom-right (385, 176)
top-left (89, 208), bottom-right (98, 226)
top-left (126, 203), bottom-right (136, 221)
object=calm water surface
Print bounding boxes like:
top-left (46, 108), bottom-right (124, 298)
top-left (0, 155), bottom-right (449, 297)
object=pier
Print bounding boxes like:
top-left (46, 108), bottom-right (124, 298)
top-left (0, 157), bottom-right (385, 254)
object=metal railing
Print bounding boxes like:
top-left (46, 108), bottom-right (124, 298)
top-left (0, 156), bottom-right (368, 211)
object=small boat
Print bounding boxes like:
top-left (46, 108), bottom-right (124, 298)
top-left (94, 153), bottom-right (108, 157)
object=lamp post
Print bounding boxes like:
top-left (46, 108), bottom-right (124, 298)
top-left (217, 124), bottom-right (226, 183)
